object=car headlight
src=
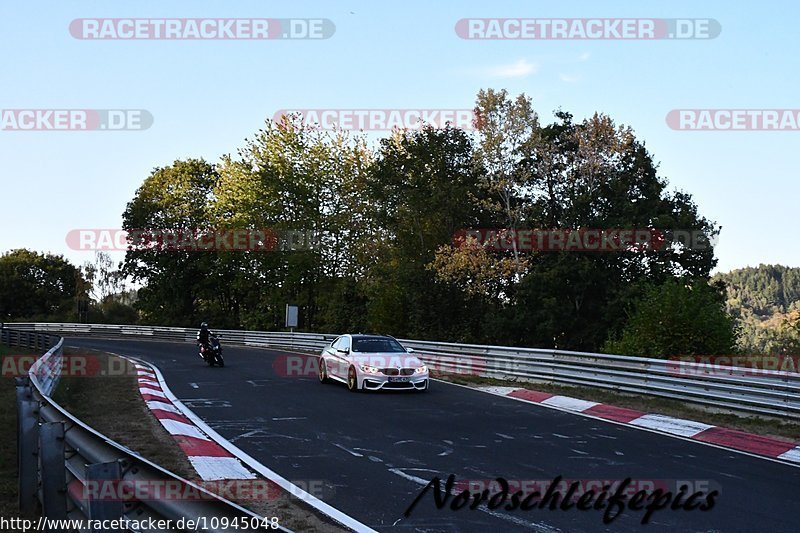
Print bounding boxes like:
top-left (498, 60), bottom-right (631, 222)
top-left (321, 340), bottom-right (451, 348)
top-left (414, 366), bottom-right (428, 374)
top-left (360, 364), bottom-right (380, 374)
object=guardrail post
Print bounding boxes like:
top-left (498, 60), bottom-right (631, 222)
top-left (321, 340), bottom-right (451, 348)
top-left (40, 422), bottom-right (68, 525)
top-left (17, 399), bottom-right (39, 514)
top-left (86, 461), bottom-right (124, 531)
top-left (15, 376), bottom-right (32, 413)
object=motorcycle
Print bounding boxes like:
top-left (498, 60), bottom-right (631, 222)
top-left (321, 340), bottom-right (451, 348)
top-left (199, 334), bottom-right (225, 367)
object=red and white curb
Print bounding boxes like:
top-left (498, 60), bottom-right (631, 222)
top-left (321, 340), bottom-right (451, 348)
top-left (135, 363), bottom-right (256, 481)
top-left (475, 386), bottom-right (800, 465)
top-left (133, 359), bottom-right (375, 533)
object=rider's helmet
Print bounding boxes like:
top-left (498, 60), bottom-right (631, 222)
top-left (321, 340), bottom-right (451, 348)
top-left (200, 322), bottom-right (208, 329)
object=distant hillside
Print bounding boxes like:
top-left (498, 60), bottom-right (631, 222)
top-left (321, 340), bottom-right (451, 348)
top-left (712, 265), bottom-right (800, 354)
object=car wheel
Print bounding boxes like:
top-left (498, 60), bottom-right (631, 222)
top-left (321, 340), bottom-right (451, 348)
top-left (347, 365), bottom-right (360, 392)
top-left (319, 358), bottom-right (331, 383)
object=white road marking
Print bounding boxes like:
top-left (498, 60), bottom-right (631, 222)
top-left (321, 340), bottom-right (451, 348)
top-left (541, 395), bottom-right (599, 412)
top-left (477, 386), bottom-right (519, 396)
top-left (387, 468), bottom-right (431, 485)
top-left (139, 387), bottom-right (167, 400)
top-left (188, 456), bottom-right (256, 481)
top-left (629, 414), bottom-right (714, 438)
top-left (145, 400), bottom-right (181, 414)
top-left (159, 419), bottom-right (211, 440)
top-left (332, 443), bottom-right (363, 457)
top-left (777, 446), bottom-right (800, 463)
top-left (229, 429), bottom-right (263, 442)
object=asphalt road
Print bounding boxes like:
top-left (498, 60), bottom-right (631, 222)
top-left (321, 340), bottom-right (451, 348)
top-left (66, 337), bottom-right (800, 532)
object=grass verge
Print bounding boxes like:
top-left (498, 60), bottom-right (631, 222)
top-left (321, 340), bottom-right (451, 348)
top-left (433, 372), bottom-right (800, 442)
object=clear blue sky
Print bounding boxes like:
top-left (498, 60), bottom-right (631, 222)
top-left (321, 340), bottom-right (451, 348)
top-left (1, 0), bottom-right (797, 273)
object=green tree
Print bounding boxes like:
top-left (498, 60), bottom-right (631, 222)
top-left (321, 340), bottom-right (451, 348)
top-left (712, 265), bottom-right (800, 354)
top-left (115, 89), bottom-right (729, 354)
top-left (213, 116), bottom-right (373, 330)
top-left (365, 125), bottom-right (490, 339)
top-left (604, 279), bottom-right (737, 357)
top-left (472, 88), bottom-right (540, 263)
top-left (431, 96), bottom-right (720, 350)
top-left (0, 249), bottom-right (85, 321)
top-left (121, 159), bottom-right (222, 326)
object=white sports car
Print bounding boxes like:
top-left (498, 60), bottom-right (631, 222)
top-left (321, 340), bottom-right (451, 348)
top-left (318, 334), bottom-right (429, 392)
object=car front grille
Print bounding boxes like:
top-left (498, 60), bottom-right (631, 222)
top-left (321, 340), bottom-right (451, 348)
top-left (380, 368), bottom-right (416, 376)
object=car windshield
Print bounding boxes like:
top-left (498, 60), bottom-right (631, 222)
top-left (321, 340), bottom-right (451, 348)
top-left (351, 337), bottom-right (406, 353)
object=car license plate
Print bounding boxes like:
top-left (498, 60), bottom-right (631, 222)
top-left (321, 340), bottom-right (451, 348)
top-left (388, 376), bottom-right (410, 382)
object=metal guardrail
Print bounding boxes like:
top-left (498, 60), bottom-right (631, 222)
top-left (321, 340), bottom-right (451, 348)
top-left (4, 327), bottom-right (292, 533)
top-left (1, 326), bottom-right (60, 353)
top-left (6, 322), bottom-right (800, 420)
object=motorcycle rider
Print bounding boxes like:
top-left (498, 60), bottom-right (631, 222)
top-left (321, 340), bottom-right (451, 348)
top-left (197, 322), bottom-right (213, 360)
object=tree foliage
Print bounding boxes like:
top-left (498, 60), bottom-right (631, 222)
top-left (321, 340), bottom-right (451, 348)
top-left (107, 89), bottom-right (735, 354)
top-left (603, 279), bottom-right (738, 357)
top-left (712, 265), bottom-right (800, 354)
top-left (0, 249), bottom-right (84, 321)
top-left (121, 158), bottom-right (221, 325)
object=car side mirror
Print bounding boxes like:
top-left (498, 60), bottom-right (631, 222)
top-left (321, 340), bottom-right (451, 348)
top-left (337, 348), bottom-right (350, 355)
top-left (406, 347), bottom-right (415, 353)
